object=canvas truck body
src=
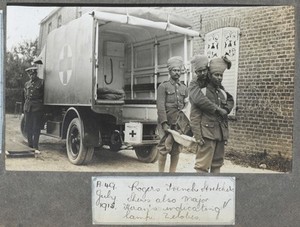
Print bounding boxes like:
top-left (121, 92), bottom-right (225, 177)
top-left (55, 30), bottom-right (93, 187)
top-left (44, 14), bottom-right (94, 106)
top-left (21, 8), bottom-right (199, 165)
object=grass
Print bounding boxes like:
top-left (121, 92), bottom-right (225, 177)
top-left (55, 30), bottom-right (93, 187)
top-left (183, 145), bottom-right (292, 172)
top-left (225, 150), bottom-right (292, 173)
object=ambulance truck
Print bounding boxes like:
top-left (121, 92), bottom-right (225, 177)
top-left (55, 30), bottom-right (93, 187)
top-left (21, 8), bottom-right (199, 165)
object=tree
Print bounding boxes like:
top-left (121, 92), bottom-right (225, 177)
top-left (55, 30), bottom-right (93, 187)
top-left (6, 39), bottom-right (38, 88)
top-left (6, 39), bottom-right (39, 113)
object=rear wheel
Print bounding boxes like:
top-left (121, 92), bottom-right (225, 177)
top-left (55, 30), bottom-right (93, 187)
top-left (109, 130), bottom-right (122, 152)
top-left (20, 114), bottom-right (28, 143)
top-left (135, 145), bottom-right (158, 163)
top-left (66, 118), bottom-right (94, 165)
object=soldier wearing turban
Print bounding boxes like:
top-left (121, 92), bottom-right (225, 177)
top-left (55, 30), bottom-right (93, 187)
top-left (191, 54), bottom-right (209, 86)
top-left (189, 56), bottom-right (234, 173)
top-left (189, 55), bottom-right (215, 146)
top-left (156, 56), bottom-right (188, 172)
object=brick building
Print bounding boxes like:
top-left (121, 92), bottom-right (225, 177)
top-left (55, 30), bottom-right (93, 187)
top-left (39, 6), bottom-right (294, 159)
top-left (171, 6), bottom-right (294, 159)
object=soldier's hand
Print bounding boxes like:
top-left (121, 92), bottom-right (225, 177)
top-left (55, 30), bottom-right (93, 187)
top-left (196, 137), bottom-right (205, 146)
top-left (162, 122), bottom-right (170, 132)
top-left (216, 107), bottom-right (228, 118)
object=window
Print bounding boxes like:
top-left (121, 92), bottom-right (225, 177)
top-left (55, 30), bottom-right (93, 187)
top-left (48, 22), bottom-right (52, 34)
top-left (77, 7), bottom-right (82, 18)
top-left (205, 27), bottom-right (240, 115)
top-left (57, 15), bottom-right (62, 28)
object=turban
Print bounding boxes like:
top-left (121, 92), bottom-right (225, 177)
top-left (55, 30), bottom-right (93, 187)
top-left (209, 56), bottom-right (231, 74)
top-left (167, 56), bottom-right (184, 70)
top-left (191, 55), bottom-right (208, 71)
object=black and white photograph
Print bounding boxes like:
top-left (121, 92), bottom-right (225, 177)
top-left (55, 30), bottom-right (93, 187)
top-left (4, 5), bottom-right (294, 173)
top-left (2, 2), bottom-right (300, 226)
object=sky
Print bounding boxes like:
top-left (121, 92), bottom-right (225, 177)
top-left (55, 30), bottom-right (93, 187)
top-left (6, 6), bottom-right (56, 51)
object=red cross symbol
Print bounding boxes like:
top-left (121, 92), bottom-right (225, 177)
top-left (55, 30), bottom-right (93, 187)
top-left (59, 45), bottom-right (72, 85)
top-left (129, 130), bottom-right (136, 138)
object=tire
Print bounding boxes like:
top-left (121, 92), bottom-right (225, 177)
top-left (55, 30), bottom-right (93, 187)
top-left (66, 118), bottom-right (94, 165)
top-left (135, 145), bottom-right (158, 163)
top-left (109, 130), bottom-right (122, 152)
top-left (20, 114), bottom-right (28, 143)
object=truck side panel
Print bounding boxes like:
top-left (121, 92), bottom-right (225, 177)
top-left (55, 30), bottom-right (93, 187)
top-left (44, 14), bottom-right (94, 106)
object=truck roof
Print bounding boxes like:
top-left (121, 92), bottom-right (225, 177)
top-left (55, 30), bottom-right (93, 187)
top-left (92, 7), bottom-right (195, 28)
top-left (92, 7), bottom-right (200, 37)
top-left (41, 7), bottom-right (199, 39)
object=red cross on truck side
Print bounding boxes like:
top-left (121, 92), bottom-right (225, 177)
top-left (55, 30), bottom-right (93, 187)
top-left (59, 45), bottom-right (72, 85)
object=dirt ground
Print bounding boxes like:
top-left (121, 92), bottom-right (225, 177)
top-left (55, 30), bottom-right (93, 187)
top-left (4, 114), bottom-right (279, 173)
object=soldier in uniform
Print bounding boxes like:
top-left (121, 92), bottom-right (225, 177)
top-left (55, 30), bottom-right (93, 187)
top-left (189, 55), bottom-right (230, 144)
top-left (189, 56), bottom-right (234, 173)
top-left (189, 55), bottom-right (213, 146)
top-left (156, 56), bottom-right (188, 172)
top-left (23, 66), bottom-right (44, 151)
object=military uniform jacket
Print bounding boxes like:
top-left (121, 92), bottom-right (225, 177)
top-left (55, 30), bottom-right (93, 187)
top-left (157, 78), bottom-right (188, 126)
top-left (189, 82), bottom-right (234, 141)
top-left (23, 77), bottom-right (44, 112)
top-left (189, 78), bottom-right (218, 141)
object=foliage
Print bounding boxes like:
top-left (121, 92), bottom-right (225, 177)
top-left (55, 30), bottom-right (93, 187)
top-left (6, 39), bottom-right (38, 88)
top-left (5, 88), bottom-right (23, 114)
top-left (6, 39), bottom-right (38, 112)
top-left (225, 150), bottom-right (292, 172)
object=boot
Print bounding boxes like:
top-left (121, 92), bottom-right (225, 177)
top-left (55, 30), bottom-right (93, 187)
top-left (211, 167), bottom-right (221, 173)
top-left (169, 154), bottom-right (179, 173)
top-left (195, 168), bottom-right (208, 173)
top-left (158, 153), bottom-right (167, 172)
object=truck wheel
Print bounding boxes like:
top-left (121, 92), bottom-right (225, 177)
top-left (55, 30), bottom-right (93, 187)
top-left (66, 118), bottom-right (94, 165)
top-left (20, 114), bottom-right (28, 143)
top-left (135, 145), bottom-right (158, 163)
top-left (109, 130), bottom-right (122, 152)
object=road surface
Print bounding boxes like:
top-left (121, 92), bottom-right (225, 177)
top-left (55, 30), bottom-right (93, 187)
top-left (5, 114), bottom-right (277, 173)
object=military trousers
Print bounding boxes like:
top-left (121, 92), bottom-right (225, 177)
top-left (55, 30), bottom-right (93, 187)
top-left (24, 110), bottom-right (43, 150)
top-left (194, 138), bottom-right (225, 172)
top-left (157, 127), bottom-right (181, 156)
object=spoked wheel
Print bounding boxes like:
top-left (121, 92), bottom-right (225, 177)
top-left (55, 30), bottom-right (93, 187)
top-left (135, 145), bottom-right (158, 163)
top-left (66, 118), bottom-right (94, 165)
top-left (20, 114), bottom-right (28, 143)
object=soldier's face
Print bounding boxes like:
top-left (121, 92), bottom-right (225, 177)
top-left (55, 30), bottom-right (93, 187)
top-left (210, 72), bottom-right (223, 87)
top-left (170, 67), bottom-right (182, 80)
top-left (195, 67), bottom-right (208, 80)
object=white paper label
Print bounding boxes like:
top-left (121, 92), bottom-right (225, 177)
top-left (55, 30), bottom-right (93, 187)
top-left (92, 176), bottom-right (235, 225)
top-left (124, 122), bottom-right (143, 144)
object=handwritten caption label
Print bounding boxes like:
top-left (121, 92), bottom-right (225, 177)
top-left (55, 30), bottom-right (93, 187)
top-left (92, 176), bottom-right (235, 225)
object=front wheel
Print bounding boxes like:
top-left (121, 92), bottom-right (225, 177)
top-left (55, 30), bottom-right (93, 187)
top-left (66, 118), bottom-right (94, 165)
top-left (135, 145), bottom-right (158, 163)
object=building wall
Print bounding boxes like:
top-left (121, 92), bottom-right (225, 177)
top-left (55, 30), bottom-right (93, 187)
top-left (39, 7), bottom-right (100, 50)
top-left (170, 6), bottom-right (295, 158)
top-left (38, 7), bottom-right (78, 50)
top-left (39, 6), bottom-right (295, 158)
